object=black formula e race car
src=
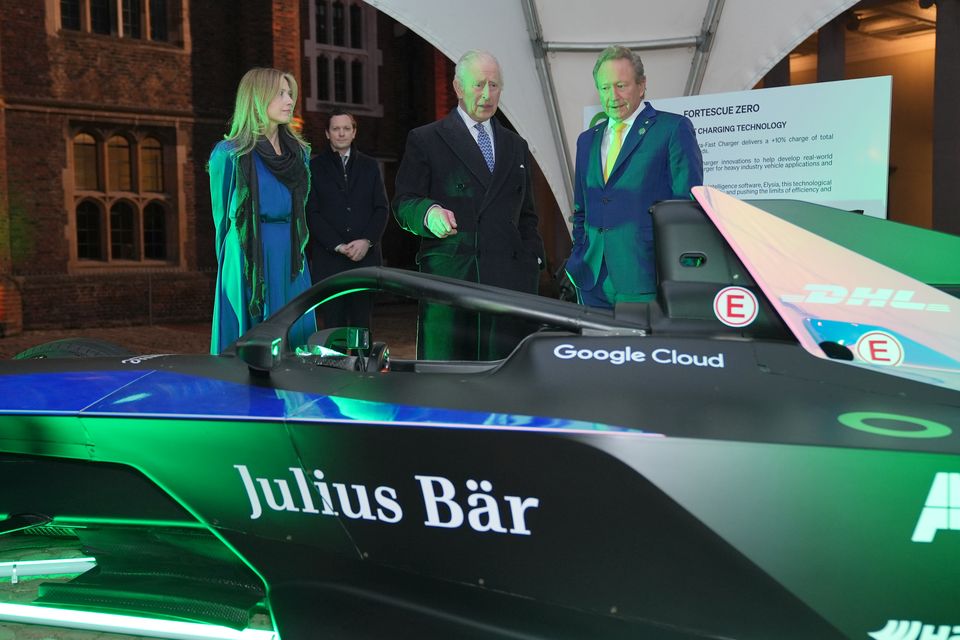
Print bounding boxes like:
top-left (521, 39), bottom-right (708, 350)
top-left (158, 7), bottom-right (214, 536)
top-left (1, 186), bottom-right (958, 640)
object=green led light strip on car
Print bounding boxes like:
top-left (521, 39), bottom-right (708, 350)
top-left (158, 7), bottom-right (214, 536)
top-left (0, 603), bottom-right (277, 639)
top-left (0, 513), bottom-right (205, 530)
top-left (0, 557), bottom-right (96, 581)
top-left (47, 515), bottom-right (206, 529)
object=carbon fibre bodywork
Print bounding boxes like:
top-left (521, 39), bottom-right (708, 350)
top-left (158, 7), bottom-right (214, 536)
top-left (1, 188), bottom-right (958, 639)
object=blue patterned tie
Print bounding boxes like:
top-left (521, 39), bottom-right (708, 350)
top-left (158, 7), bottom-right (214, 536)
top-left (475, 123), bottom-right (494, 172)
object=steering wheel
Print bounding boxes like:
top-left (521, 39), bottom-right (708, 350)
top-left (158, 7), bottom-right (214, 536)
top-left (367, 341), bottom-right (390, 372)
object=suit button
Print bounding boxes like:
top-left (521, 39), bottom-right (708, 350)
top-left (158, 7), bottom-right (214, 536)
top-left (601, 197), bottom-right (610, 204)
top-left (346, 207), bottom-right (352, 212)
top-left (346, 226), bottom-right (352, 232)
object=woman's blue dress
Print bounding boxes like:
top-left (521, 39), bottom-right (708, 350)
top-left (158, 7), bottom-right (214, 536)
top-left (210, 144), bottom-right (315, 354)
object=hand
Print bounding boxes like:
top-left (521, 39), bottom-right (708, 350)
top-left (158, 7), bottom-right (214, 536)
top-left (426, 206), bottom-right (458, 238)
top-left (337, 239), bottom-right (370, 262)
top-left (343, 239), bottom-right (370, 262)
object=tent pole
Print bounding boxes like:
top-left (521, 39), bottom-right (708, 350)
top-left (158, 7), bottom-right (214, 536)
top-left (542, 37), bottom-right (700, 52)
top-left (521, 0), bottom-right (575, 211)
top-left (686, 0), bottom-right (726, 95)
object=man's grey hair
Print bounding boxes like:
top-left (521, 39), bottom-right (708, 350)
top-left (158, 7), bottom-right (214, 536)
top-left (454, 49), bottom-right (503, 86)
top-left (592, 45), bottom-right (645, 85)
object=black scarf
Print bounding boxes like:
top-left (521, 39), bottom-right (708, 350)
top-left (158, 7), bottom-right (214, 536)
top-left (234, 128), bottom-right (310, 320)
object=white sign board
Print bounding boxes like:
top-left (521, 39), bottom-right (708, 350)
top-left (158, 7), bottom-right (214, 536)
top-left (584, 77), bottom-right (892, 218)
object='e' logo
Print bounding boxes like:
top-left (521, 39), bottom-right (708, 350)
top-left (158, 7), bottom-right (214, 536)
top-left (713, 286), bottom-right (758, 327)
top-left (855, 331), bottom-right (904, 366)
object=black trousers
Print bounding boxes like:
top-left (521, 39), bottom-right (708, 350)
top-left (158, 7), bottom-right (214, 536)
top-left (320, 290), bottom-right (373, 333)
top-left (417, 301), bottom-right (537, 361)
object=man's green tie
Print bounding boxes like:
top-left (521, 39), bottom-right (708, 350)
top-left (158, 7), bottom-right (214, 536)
top-left (604, 121), bottom-right (626, 183)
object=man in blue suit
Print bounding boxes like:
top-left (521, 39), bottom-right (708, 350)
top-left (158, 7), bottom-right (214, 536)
top-left (566, 45), bottom-right (703, 308)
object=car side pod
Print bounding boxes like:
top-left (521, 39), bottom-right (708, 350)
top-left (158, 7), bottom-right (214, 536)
top-left (237, 336), bottom-right (283, 373)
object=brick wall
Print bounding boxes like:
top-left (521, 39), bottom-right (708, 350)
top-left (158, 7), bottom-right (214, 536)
top-left (0, 7), bottom-right (16, 335)
top-left (0, 1), bottom-right (515, 333)
top-left (0, 1), bottom-right (54, 97)
top-left (19, 271), bottom-right (215, 329)
top-left (5, 111), bottom-right (71, 276)
top-left (47, 37), bottom-right (192, 111)
top-left (1, 4), bottom-right (191, 110)
top-left (187, 4), bottom-right (245, 117)
top-left (0, 280), bottom-right (22, 337)
top-left (0, 2), bottom-right (303, 333)
top-left (272, 0), bottom-right (301, 80)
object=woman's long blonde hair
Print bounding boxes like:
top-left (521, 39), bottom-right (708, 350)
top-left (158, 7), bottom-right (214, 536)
top-left (224, 67), bottom-right (308, 156)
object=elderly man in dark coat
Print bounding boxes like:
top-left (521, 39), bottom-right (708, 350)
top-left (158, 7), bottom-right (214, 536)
top-left (393, 49), bottom-right (545, 360)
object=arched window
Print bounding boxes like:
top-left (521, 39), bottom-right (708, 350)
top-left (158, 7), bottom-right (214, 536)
top-left (90, 0), bottom-right (112, 34)
top-left (61, 0), bottom-right (81, 31)
top-left (68, 126), bottom-right (177, 266)
top-left (351, 60), bottom-right (364, 104)
top-left (332, 1), bottom-right (345, 46)
top-left (349, 4), bottom-right (362, 48)
top-left (150, 0), bottom-right (168, 40)
top-left (122, 0), bottom-right (142, 38)
top-left (143, 202), bottom-right (167, 260)
top-left (315, 0), bottom-right (327, 43)
top-left (306, 1), bottom-right (381, 114)
top-left (57, 0), bottom-right (181, 44)
top-left (334, 58), bottom-right (347, 103)
top-left (108, 135), bottom-right (132, 191)
top-left (317, 55), bottom-right (330, 101)
top-left (110, 201), bottom-right (136, 260)
top-left (76, 200), bottom-right (103, 260)
top-left (141, 137), bottom-right (164, 192)
top-left (74, 133), bottom-right (99, 190)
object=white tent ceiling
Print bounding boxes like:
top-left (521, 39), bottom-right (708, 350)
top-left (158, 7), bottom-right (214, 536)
top-left (365, 0), bottom-right (858, 217)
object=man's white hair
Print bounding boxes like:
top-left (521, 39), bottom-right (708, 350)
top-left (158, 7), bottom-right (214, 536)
top-left (454, 49), bottom-right (503, 87)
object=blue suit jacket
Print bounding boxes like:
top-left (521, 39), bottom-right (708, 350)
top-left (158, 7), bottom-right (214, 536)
top-left (566, 102), bottom-right (703, 296)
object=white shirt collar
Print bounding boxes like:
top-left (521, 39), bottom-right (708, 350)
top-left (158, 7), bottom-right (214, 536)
top-left (457, 105), bottom-right (493, 136)
top-left (608, 101), bottom-right (645, 136)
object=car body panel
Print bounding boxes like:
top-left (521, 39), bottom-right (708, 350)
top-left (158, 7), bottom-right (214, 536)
top-left (1, 189), bottom-right (957, 639)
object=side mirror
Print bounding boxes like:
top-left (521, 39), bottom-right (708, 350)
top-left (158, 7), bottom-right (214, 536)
top-left (237, 336), bottom-right (283, 372)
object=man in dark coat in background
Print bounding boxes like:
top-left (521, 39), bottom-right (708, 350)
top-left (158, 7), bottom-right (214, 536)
top-left (307, 109), bottom-right (388, 331)
top-left (393, 49), bottom-right (545, 360)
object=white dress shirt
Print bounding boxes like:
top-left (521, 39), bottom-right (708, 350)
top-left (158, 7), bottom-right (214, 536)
top-left (457, 105), bottom-right (496, 160)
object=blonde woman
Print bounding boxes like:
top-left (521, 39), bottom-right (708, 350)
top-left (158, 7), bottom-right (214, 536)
top-left (209, 68), bottom-right (314, 354)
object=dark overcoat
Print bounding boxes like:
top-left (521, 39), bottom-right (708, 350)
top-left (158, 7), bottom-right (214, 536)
top-left (306, 146), bottom-right (388, 281)
top-left (393, 110), bottom-right (544, 294)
